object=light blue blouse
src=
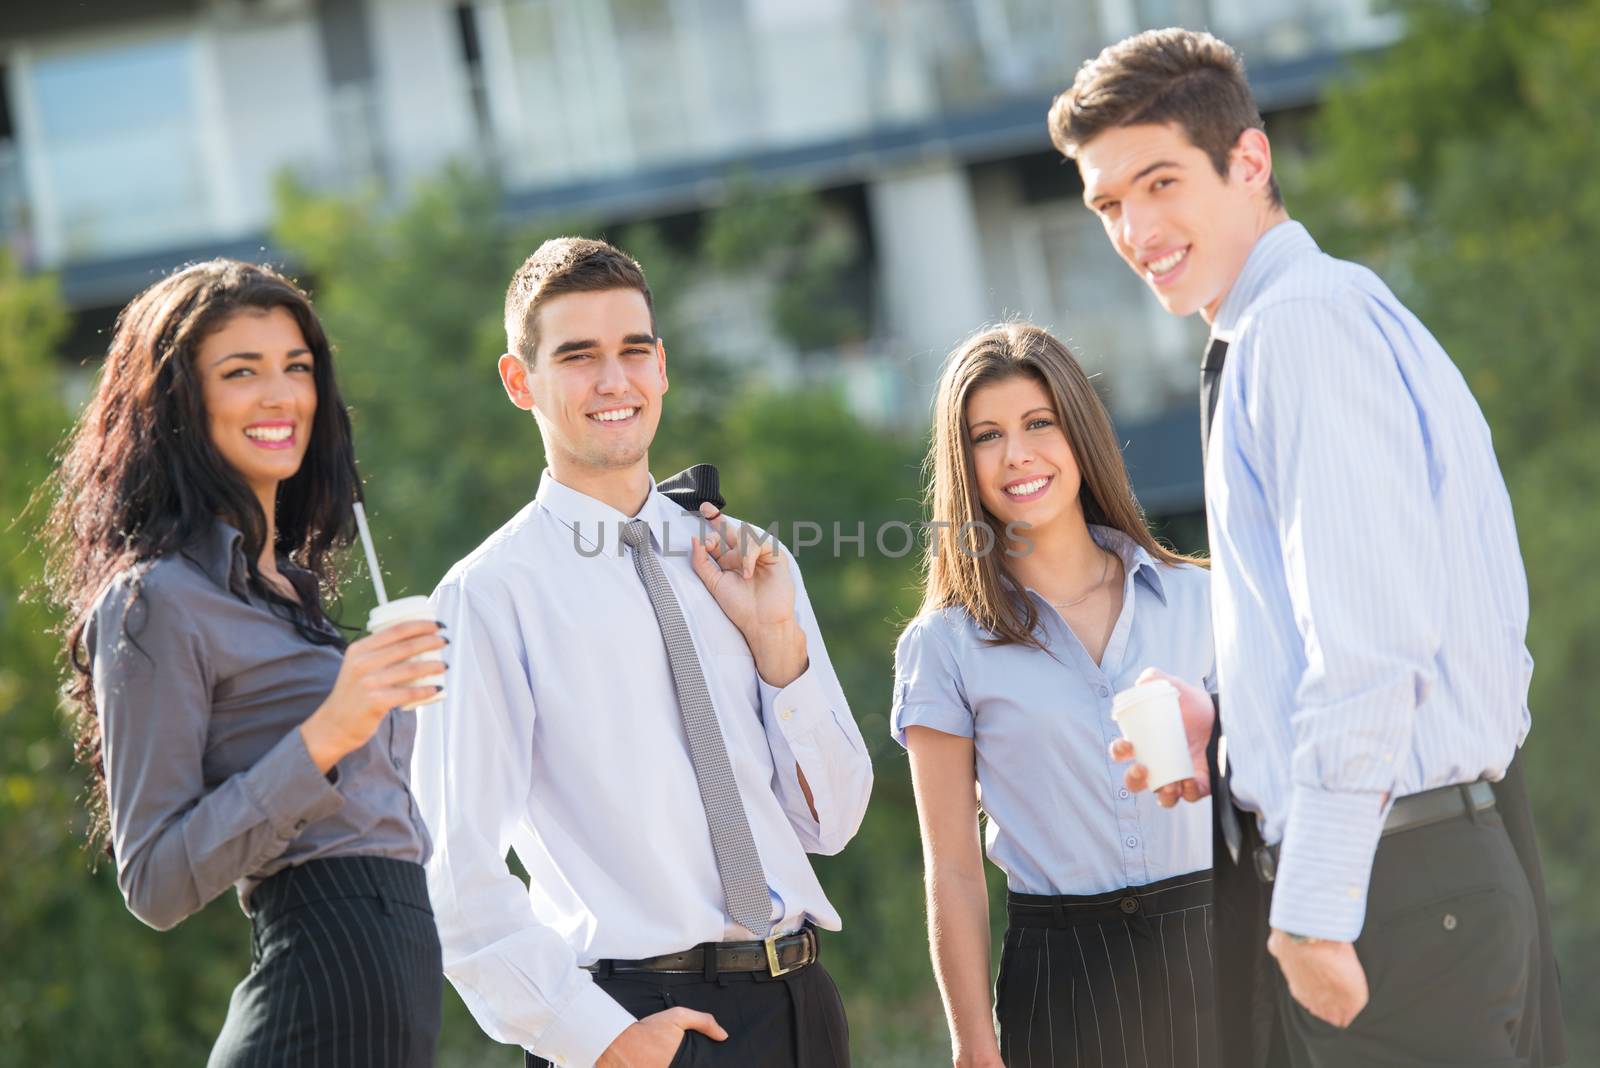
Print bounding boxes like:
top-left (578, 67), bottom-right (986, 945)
top-left (892, 526), bottom-right (1214, 896)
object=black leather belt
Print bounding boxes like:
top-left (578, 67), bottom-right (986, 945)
top-left (1255, 780), bottom-right (1495, 883)
top-left (583, 926), bottom-right (818, 978)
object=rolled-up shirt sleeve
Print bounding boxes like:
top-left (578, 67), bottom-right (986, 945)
top-left (1240, 299), bottom-right (1446, 941)
top-left (756, 549), bottom-right (873, 856)
top-left (92, 570), bottom-right (344, 931)
top-left (890, 614), bottom-right (973, 746)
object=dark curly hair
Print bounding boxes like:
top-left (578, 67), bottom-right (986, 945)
top-left (43, 259), bottom-right (359, 851)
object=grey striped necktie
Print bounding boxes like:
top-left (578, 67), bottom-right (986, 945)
top-left (619, 519), bottom-right (772, 937)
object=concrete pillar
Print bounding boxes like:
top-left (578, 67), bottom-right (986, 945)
top-left (367, 0), bottom-right (476, 186)
top-left (866, 159), bottom-right (989, 401)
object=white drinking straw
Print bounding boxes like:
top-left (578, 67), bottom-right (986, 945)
top-left (351, 500), bottom-right (389, 605)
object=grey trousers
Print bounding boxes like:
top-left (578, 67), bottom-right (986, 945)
top-left (1277, 809), bottom-right (1539, 1068)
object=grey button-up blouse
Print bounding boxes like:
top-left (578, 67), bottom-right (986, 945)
top-left (88, 520), bottom-right (429, 930)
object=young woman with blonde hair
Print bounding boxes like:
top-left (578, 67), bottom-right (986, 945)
top-left (894, 323), bottom-right (1217, 1068)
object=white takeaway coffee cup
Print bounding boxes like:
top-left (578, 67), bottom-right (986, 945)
top-left (1111, 679), bottom-right (1193, 791)
top-left (366, 595), bottom-right (445, 709)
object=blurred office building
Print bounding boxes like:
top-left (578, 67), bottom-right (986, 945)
top-left (1, 0), bottom-right (1396, 518)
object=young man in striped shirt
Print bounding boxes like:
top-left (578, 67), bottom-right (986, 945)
top-left (1054, 27), bottom-right (1565, 1068)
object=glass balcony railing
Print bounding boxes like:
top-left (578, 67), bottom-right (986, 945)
top-left (482, 0), bottom-right (1397, 192)
top-left (7, 0), bottom-right (1397, 268)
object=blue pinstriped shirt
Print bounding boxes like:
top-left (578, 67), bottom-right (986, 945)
top-left (1206, 221), bottom-right (1533, 941)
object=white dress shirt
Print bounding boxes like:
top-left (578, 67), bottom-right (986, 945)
top-left (411, 470), bottom-right (873, 1066)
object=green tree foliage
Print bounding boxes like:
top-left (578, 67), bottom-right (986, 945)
top-left (272, 169), bottom-right (552, 604)
top-left (701, 181), bottom-right (870, 351)
top-left (0, 172), bottom-right (940, 1064)
top-left (0, 257), bottom-right (247, 1066)
top-left (1292, 0), bottom-right (1600, 1053)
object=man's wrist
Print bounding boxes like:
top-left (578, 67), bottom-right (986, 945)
top-left (750, 620), bottom-right (807, 687)
top-left (1270, 927), bottom-right (1351, 950)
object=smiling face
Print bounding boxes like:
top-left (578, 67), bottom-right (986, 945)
top-left (1077, 121), bottom-right (1277, 321)
top-left (196, 306), bottom-right (318, 508)
top-left (500, 287), bottom-right (667, 488)
top-left (965, 372), bottom-right (1083, 536)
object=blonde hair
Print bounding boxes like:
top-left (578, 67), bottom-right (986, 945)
top-left (917, 322), bottom-right (1201, 648)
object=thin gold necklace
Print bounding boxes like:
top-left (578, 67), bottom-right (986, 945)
top-left (1048, 549), bottom-right (1112, 609)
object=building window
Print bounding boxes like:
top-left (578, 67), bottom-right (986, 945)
top-left (0, 64), bottom-right (31, 266)
top-left (455, 3), bottom-right (495, 147)
top-left (27, 34), bottom-right (212, 259)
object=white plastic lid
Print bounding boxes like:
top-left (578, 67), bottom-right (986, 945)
top-left (366, 594), bottom-right (434, 631)
top-left (1111, 678), bottom-right (1177, 720)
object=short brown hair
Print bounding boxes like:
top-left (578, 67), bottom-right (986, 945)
top-left (504, 237), bottom-right (655, 364)
top-left (918, 322), bottom-right (1202, 649)
top-left (1048, 28), bottom-right (1282, 207)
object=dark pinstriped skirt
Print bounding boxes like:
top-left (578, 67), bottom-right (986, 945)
top-left (207, 856), bottom-right (442, 1068)
top-left (996, 871), bottom-right (1216, 1068)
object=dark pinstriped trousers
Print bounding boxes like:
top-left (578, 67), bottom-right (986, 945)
top-left (996, 872), bottom-right (1217, 1068)
top-left (207, 856), bottom-right (443, 1068)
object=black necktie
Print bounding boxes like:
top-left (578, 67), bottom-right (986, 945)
top-left (1200, 337), bottom-right (1229, 461)
top-left (656, 464), bottom-right (724, 513)
top-left (1199, 337), bottom-right (1242, 863)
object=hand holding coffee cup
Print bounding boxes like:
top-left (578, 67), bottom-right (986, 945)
top-left (299, 600), bottom-right (447, 774)
top-left (366, 596), bottom-right (448, 706)
top-left (1109, 668), bottom-right (1215, 808)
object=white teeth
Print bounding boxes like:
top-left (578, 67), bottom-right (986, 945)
top-left (1148, 247), bottom-right (1187, 275)
top-left (1005, 477), bottom-right (1050, 497)
top-left (589, 408), bottom-right (637, 423)
top-left (245, 426), bottom-right (292, 441)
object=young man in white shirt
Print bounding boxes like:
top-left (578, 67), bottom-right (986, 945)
top-left (412, 237), bottom-right (873, 1068)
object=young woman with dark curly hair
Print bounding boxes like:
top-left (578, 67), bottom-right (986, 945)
top-left (45, 259), bottom-right (447, 1067)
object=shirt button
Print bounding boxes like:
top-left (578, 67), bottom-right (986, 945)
top-left (393, 756), bottom-right (403, 770)
top-left (779, 709), bottom-right (794, 722)
top-left (1442, 913), bottom-right (1457, 931)
top-left (1119, 788), bottom-right (1131, 799)
top-left (1125, 835), bottom-right (1138, 848)
top-left (1096, 685), bottom-right (1110, 698)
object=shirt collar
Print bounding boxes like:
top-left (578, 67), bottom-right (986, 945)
top-left (1089, 524), bottom-right (1167, 605)
top-left (186, 519), bottom-right (253, 601)
top-left (534, 468), bottom-right (686, 553)
top-left (1211, 220), bottom-right (1319, 342)
top-left (1022, 525), bottom-right (1167, 608)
